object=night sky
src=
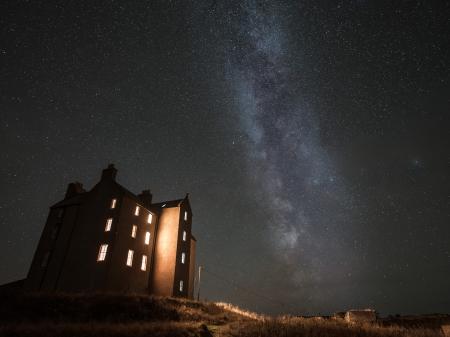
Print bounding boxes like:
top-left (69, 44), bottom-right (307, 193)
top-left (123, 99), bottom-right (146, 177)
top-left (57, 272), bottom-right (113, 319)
top-left (1, 1), bottom-right (449, 316)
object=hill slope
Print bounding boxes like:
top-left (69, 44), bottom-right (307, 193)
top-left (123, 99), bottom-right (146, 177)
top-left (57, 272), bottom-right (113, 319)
top-left (0, 293), bottom-right (446, 337)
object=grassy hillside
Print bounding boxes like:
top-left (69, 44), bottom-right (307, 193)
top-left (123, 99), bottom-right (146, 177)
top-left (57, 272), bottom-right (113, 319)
top-left (0, 292), bottom-right (446, 337)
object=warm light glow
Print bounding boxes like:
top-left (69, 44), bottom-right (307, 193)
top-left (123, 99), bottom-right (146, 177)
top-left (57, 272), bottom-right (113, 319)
top-left (97, 244), bottom-right (108, 261)
top-left (134, 206), bottom-right (140, 216)
top-left (179, 280), bottom-right (184, 292)
top-left (141, 255), bottom-right (147, 271)
top-left (126, 250), bottom-right (134, 266)
top-left (105, 218), bottom-right (113, 232)
top-left (145, 231), bottom-right (150, 245)
top-left (131, 225), bottom-right (137, 238)
top-left (148, 212), bottom-right (153, 223)
top-left (184, 211), bottom-right (188, 221)
top-left (182, 230), bottom-right (187, 241)
top-left (110, 198), bottom-right (117, 209)
top-left (181, 252), bottom-right (185, 264)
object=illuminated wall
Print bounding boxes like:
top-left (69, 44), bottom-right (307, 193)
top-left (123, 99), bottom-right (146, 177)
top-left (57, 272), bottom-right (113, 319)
top-left (151, 207), bottom-right (180, 296)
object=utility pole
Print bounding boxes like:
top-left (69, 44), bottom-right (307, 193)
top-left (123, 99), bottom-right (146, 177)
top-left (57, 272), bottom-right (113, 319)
top-left (197, 265), bottom-right (202, 301)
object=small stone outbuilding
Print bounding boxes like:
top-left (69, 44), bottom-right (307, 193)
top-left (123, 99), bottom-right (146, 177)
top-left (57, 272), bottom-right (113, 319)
top-left (344, 309), bottom-right (377, 324)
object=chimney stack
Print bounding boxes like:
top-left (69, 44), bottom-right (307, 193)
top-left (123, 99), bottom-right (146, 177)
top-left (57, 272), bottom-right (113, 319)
top-left (65, 182), bottom-right (85, 199)
top-left (138, 189), bottom-right (153, 208)
top-left (101, 164), bottom-right (117, 181)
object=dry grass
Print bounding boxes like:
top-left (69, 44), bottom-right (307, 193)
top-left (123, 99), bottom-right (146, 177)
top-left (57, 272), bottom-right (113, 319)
top-left (0, 292), bottom-right (244, 325)
top-left (229, 317), bottom-right (442, 337)
top-left (0, 322), bottom-right (205, 337)
top-left (215, 302), bottom-right (266, 321)
top-left (0, 293), bottom-right (446, 337)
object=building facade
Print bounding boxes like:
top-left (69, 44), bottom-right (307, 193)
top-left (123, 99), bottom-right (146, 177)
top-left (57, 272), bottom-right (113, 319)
top-left (25, 164), bottom-right (196, 298)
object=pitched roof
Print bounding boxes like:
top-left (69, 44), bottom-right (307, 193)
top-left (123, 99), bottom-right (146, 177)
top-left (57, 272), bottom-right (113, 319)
top-left (51, 193), bottom-right (86, 208)
top-left (152, 199), bottom-right (184, 209)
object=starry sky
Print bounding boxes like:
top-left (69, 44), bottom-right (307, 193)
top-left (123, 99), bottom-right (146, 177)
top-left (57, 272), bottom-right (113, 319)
top-left (1, 1), bottom-right (449, 316)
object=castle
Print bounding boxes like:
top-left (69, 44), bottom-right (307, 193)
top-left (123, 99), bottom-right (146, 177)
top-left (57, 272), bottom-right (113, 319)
top-left (24, 164), bottom-right (196, 298)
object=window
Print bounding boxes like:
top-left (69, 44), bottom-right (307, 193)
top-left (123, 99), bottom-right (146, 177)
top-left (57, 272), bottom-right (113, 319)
top-left (182, 231), bottom-right (187, 241)
top-left (97, 244), bottom-right (108, 261)
top-left (181, 252), bottom-right (186, 264)
top-left (126, 250), bottom-right (134, 266)
top-left (105, 218), bottom-right (113, 232)
top-left (41, 252), bottom-right (50, 267)
top-left (184, 211), bottom-right (188, 221)
top-left (131, 225), bottom-right (137, 238)
top-left (141, 255), bottom-right (147, 271)
top-left (134, 206), bottom-right (140, 216)
top-left (110, 198), bottom-right (117, 209)
top-left (145, 232), bottom-right (151, 245)
top-left (179, 280), bottom-right (184, 292)
top-left (147, 212), bottom-right (153, 224)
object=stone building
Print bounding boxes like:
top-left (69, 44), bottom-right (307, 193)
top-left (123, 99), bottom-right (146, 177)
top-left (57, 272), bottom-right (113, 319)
top-left (25, 164), bottom-right (196, 298)
top-left (344, 309), bottom-right (377, 324)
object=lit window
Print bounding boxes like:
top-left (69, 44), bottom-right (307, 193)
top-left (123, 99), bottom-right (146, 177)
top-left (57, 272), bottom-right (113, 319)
top-left (41, 252), bottom-right (50, 267)
top-left (145, 232), bottom-right (151, 245)
top-left (182, 231), bottom-right (187, 241)
top-left (110, 198), bottom-right (117, 209)
top-left (126, 250), bottom-right (134, 266)
top-left (181, 252), bottom-right (185, 264)
top-left (105, 218), bottom-right (113, 232)
top-left (147, 213), bottom-right (153, 224)
top-left (134, 206), bottom-right (140, 216)
top-left (141, 255), bottom-right (147, 271)
top-left (131, 225), bottom-right (137, 238)
top-left (179, 280), bottom-right (184, 292)
top-left (97, 244), bottom-right (108, 261)
top-left (184, 211), bottom-right (188, 221)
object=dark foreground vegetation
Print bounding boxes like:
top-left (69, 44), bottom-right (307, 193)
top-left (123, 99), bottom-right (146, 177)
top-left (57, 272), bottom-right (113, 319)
top-left (0, 292), bottom-right (447, 337)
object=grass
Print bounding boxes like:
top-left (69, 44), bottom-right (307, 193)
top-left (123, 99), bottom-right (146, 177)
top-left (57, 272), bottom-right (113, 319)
top-left (228, 317), bottom-right (441, 337)
top-left (0, 292), bottom-right (447, 337)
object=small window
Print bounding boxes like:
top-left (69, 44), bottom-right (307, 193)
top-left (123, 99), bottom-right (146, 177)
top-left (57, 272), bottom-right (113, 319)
top-left (105, 218), bottom-right (113, 232)
top-left (131, 225), bottom-right (137, 238)
top-left (126, 250), bottom-right (134, 266)
top-left (179, 280), bottom-right (184, 292)
top-left (145, 232), bottom-right (151, 245)
top-left (182, 231), bottom-right (187, 241)
top-left (134, 206), bottom-right (140, 216)
top-left (181, 252), bottom-right (185, 264)
top-left (184, 211), bottom-right (188, 221)
top-left (41, 252), bottom-right (50, 267)
top-left (97, 244), bottom-right (108, 261)
top-left (147, 213), bottom-right (153, 224)
top-left (110, 198), bottom-right (117, 209)
top-left (141, 255), bottom-right (147, 271)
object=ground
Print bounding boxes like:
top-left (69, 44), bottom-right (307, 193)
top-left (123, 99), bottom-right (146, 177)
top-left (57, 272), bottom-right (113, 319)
top-left (0, 292), bottom-right (447, 337)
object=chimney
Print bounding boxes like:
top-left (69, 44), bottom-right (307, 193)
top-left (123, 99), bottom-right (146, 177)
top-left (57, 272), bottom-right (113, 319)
top-left (65, 182), bottom-right (85, 199)
top-left (101, 164), bottom-right (117, 181)
top-left (138, 189), bottom-right (153, 208)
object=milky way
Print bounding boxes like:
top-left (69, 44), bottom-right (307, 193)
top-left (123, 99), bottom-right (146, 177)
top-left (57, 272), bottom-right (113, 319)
top-left (225, 2), bottom-right (356, 298)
